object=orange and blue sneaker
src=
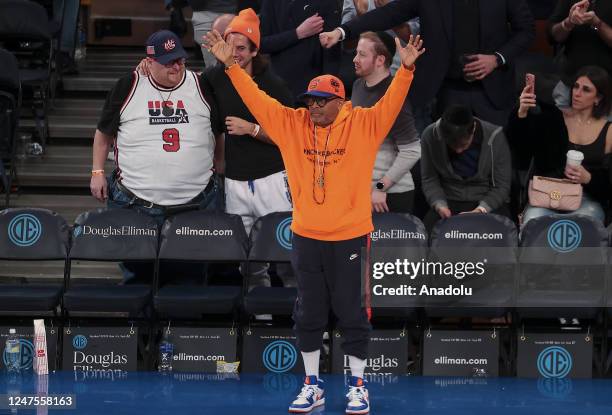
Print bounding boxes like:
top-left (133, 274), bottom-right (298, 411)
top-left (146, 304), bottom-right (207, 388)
top-left (288, 376), bottom-right (325, 413)
top-left (345, 376), bottom-right (369, 414)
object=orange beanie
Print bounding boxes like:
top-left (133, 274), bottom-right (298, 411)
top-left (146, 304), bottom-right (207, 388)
top-left (224, 8), bottom-right (260, 49)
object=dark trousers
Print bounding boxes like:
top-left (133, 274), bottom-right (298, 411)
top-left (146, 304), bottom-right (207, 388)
top-left (424, 200), bottom-right (512, 233)
top-left (291, 233), bottom-right (372, 360)
top-left (387, 190), bottom-right (415, 213)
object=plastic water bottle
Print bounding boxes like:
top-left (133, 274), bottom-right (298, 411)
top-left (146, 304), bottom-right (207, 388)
top-left (5, 328), bottom-right (21, 373)
top-left (158, 331), bottom-right (173, 372)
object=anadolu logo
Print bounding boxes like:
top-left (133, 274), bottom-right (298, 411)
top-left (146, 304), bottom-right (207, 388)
top-left (8, 214), bottom-right (42, 247)
top-left (547, 220), bottom-right (581, 253)
top-left (262, 340), bottom-right (297, 373)
top-left (276, 217), bottom-right (293, 250)
top-left (3, 339), bottom-right (34, 370)
top-left (537, 346), bottom-right (572, 378)
top-left (73, 335), bottom-right (88, 350)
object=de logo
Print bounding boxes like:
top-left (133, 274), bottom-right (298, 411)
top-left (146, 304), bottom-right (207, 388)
top-left (8, 214), bottom-right (42, 247)
top-left (275, 217), bottom-right (293, 250)
top-left (547, 220), bottom-right (581, 253)
top-left (537, 346), bottom-right (572, 379)
top-left (263, 340), bottom-right (297, 373)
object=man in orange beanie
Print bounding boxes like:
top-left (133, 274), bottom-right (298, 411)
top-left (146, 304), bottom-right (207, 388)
top-left (205, 28), bottom-right (424, 414)
top-left (201, 9), bottom-right (296, 291)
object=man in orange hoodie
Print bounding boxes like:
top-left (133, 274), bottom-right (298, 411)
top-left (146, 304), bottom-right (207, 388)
top-left (205, 26), bottom-right (424, 414)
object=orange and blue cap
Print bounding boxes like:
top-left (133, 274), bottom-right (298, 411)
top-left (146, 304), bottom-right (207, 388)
top-left (299, 74), bottom-right (346, 101)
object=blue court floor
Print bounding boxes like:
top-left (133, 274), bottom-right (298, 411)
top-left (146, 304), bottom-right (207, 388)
top-left (1, 371), bottom-right (612, 414)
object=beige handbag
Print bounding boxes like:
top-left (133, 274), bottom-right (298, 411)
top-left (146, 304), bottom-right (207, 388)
top-left (528, 176), bottom-right (583, 211)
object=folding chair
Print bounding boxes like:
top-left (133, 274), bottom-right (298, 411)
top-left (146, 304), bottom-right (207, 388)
top-left (0, 208), bottom-right (68, 317)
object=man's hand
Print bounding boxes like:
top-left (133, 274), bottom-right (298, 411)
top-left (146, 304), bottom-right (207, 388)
top-left (90, 175), bottom-right (108, 203)
top-left (569, 0), bottom-right (591, 25)
top-left (136, 58), bottom-right (151, 76)
top-left (580, 11), bottom-right (598, 25)
top-left (226, 116), bottom-right (256, 136)
top-left (371, 190), bottom-right (390, 213)
top-left (397, 35), bottom-right (425, 69)
top-left (436, 206), bottom-right (452, 219)
top-left (459, 207), bottom-right (486, 214)
top-left (463, 54), bottom-right (498, 81)
top-left (297, 13), bottom-right (325, 40)
top-left (319, 29), bottom-right (342, 49)
top-left (203, 30), bottom-right (235, 67)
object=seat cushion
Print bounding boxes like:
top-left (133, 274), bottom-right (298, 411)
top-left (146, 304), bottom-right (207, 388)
top-left (63, 285), bottom-right (151, 313)
top-left (154, 285), bottom-right (241, 317)
top-left (0, 284), bottom-right (62, 312)
top-left (244, 287), bottom-right (297, 315)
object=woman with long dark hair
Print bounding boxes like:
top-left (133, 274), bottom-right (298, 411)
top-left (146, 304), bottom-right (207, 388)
top-left (506, 65), bottom-right (612, 224)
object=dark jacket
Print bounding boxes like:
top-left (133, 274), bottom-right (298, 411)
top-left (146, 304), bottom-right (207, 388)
top-left (201, 62), bottom-right (294, 180)
top-left (341, 0), bottom-right (535, 109)
top-left (260, 0), bottom-right (342, 98)
top-left (421, 118), bottom-right (512, 212)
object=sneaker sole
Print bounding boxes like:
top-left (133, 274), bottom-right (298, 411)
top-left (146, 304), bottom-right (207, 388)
top-left (345, 407), bottom-right (369, 415)
top-left (289, 398), bottom-right (325, 413)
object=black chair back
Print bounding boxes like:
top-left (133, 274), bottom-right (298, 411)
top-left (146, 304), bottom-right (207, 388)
top-left (0, 208), bottom-right (68, 259)
top-left (70, 208), bottom-right (158, 261)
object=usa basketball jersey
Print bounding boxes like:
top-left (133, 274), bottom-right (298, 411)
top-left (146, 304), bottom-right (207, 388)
top-left (116, 70), bottom-right (215, 205)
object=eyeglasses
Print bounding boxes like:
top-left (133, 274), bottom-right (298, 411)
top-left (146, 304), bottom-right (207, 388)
top-left (157, 58), bottom-right (186, 68)
top-left (303, 96), bottom-right (337, 108)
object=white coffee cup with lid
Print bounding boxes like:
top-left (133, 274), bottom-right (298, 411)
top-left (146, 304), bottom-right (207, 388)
top-left (566, 150), bottom-right (584, 167)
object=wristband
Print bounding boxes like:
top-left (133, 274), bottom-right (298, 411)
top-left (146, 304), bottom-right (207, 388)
top-left (250, 124), bottom-right (261, 137)
top-left (91, 169), bottom-right (105, 176)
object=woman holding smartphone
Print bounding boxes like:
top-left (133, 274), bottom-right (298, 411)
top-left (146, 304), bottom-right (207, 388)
top-left (506, 66), bottom-right (612, 225)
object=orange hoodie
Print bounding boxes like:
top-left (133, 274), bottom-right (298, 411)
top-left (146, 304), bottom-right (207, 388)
top-left (225, 64), bottom-right (415, 241)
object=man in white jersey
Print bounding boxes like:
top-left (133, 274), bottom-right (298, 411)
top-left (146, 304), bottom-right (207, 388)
top-left (90, 30), bottom-right (220, 221)
top-left (90, 30), bottom-right (220, 282)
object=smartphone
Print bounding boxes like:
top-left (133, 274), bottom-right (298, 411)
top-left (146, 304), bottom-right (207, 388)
top-left (525, 73), bottom-right (535, 93)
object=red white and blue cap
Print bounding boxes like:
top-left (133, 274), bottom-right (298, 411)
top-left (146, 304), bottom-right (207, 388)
top-left (145, 30), bottom-right (187, 65)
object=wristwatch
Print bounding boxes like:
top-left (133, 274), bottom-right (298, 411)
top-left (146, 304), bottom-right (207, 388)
top-left (376, 181), bottom-right (385, 191)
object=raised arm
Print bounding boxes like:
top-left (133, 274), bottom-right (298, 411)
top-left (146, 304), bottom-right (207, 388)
top-left (204, 30), bottom-right (301, 149)
top-left (352, 35), bottom-right (424, 148)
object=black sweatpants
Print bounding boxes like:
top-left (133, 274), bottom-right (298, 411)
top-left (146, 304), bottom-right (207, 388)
top-left (291, 233), bottom-right (372, 360)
